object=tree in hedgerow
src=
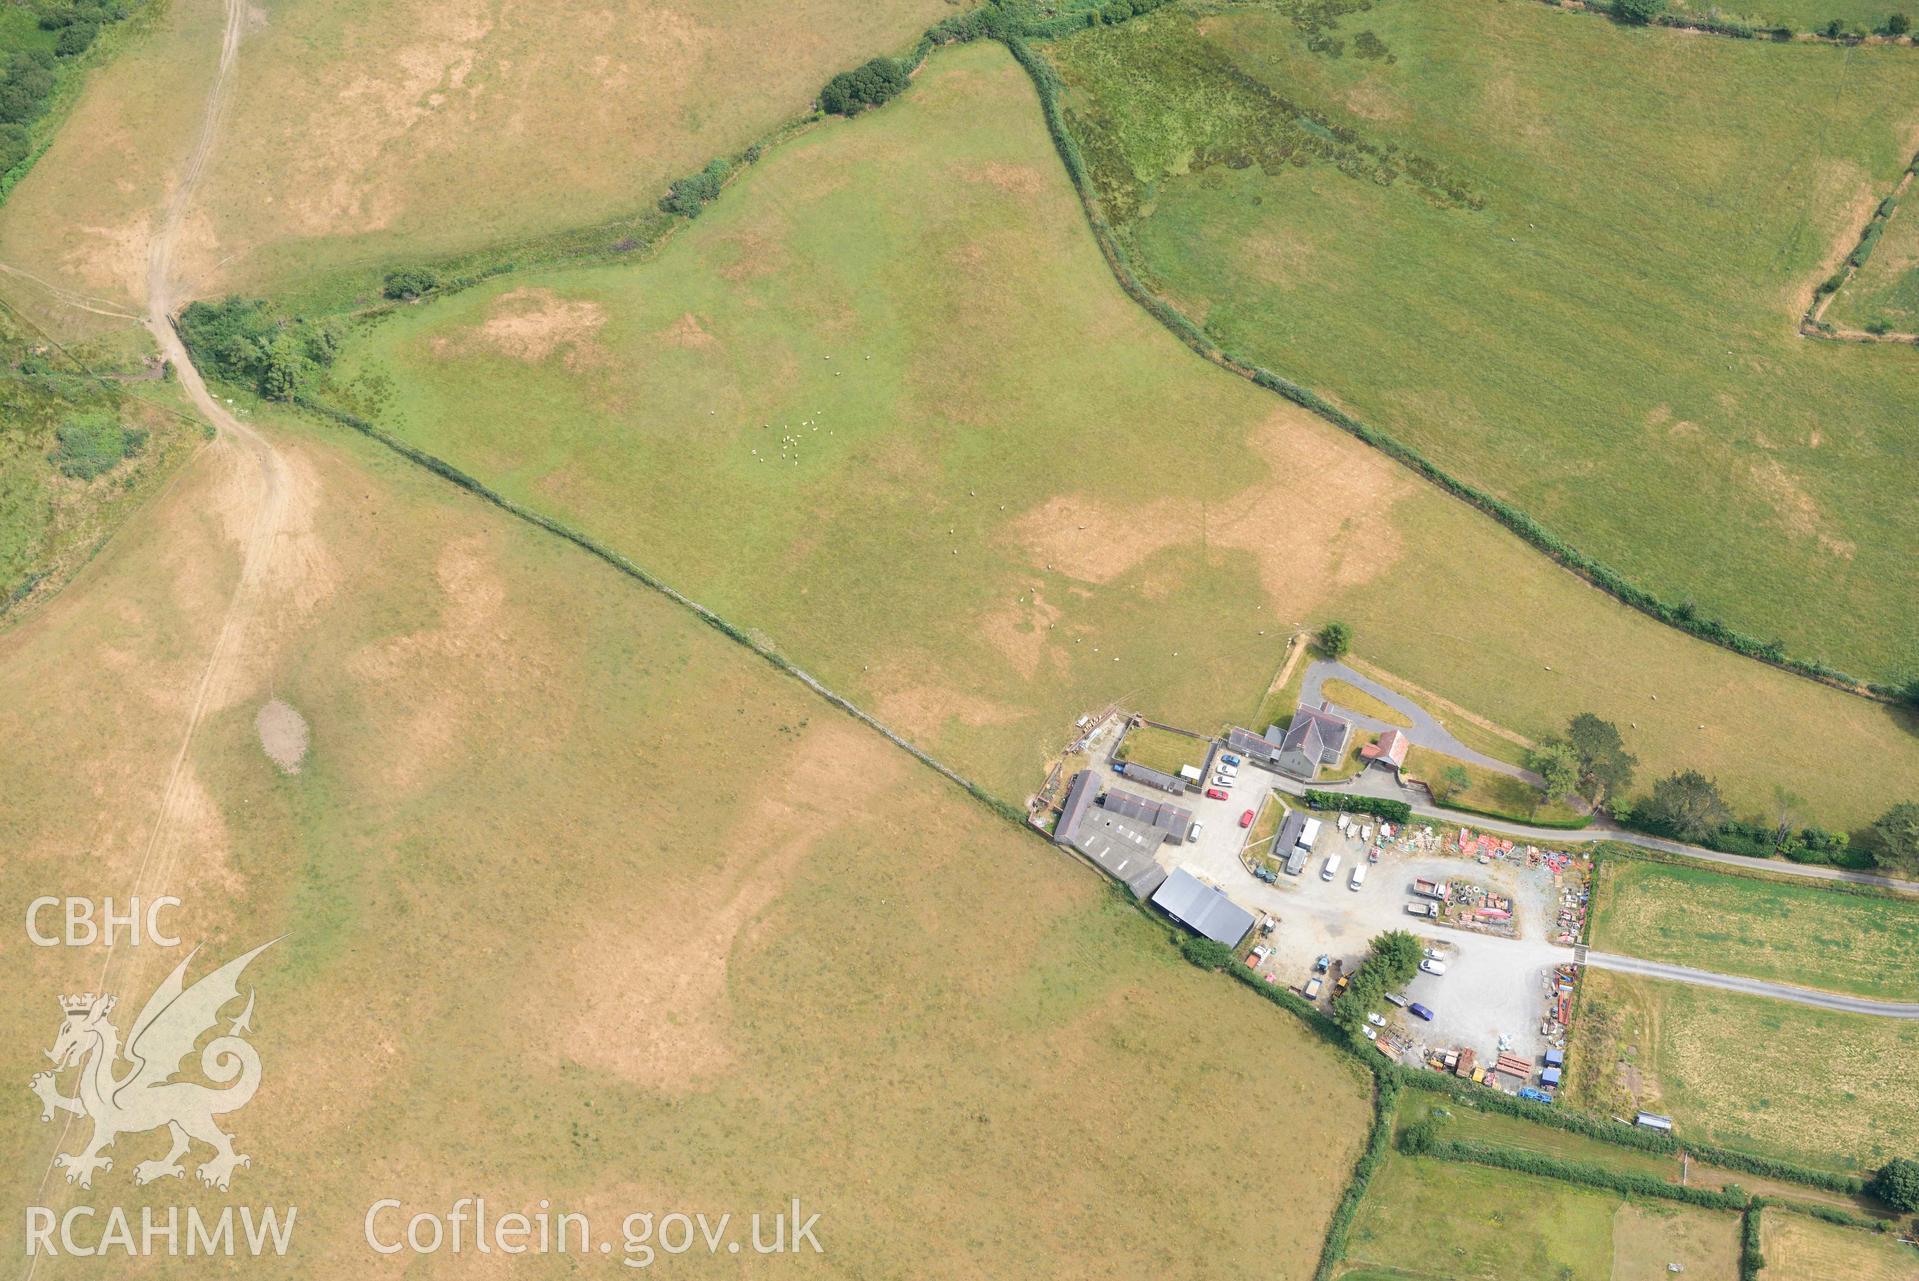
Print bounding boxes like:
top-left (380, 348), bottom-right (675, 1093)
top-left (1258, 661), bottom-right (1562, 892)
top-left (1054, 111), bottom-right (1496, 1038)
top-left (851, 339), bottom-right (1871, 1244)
top-left (1870, 1157), bottom-right (1919, 1211)
top-left (819, 57), bottom-right (910, 117)
top-left (1565, 712), bottom-right (1636, 806)
top-left (1612, 0), bottom-right (1666, 23)
top-left (1637, 770), bottom-right (1731, 842)
top-left (1316, 620), bottom-right (1352, 660)
top-left (1890, 12), bottom-right (1913, 35)
top-left (382, 267), bottom-right (438, 300)
top-left (1526, 740), bottom-right (1582, 806)
top-left (1855, 802), bottom-right (1919, 876)
top-left (1433, 764), bottom-right (1472, 804)
top-left (1178, 935), bottom-right (1236, 970)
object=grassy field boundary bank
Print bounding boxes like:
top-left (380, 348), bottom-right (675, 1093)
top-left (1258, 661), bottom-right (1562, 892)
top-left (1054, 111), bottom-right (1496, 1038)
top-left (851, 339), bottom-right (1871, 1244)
top-left (1805, 149), bottom-right (1919, 340)
top-left (1592, 838), bottom-right (1919, 905)
top-left (1006, 30), bottom-right (1904, 700)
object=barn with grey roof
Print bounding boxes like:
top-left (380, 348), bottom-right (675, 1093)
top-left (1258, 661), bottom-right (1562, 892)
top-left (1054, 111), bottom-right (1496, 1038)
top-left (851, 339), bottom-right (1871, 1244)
top-left (1150, 869), bottom-right (1255, 947)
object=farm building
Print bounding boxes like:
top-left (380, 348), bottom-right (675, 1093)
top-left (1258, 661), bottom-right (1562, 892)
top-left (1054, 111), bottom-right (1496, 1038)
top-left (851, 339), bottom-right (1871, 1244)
top-left (1272, 702), bottom-right (1353, 780)
top-left (1101, 787), bottom-right (1195, 844)
top-left (1151, 869), bottom-right (1255, 947)
top-left (1053, 770), bottom-right (1170, 899)
top-left (1226, 725), bottom-right (1285, 768)
top-left (1359, 728), bottom-right (1409, 773)
top-left (1118, 761), bottom-right (1186, 795)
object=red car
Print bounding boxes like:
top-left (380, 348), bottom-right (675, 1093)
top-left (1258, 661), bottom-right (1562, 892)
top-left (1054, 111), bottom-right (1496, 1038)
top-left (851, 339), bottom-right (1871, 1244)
top-left (1239, 809), bottom-right (1256, 828)
top-left (1205, 787), bottom-right (1229, 802)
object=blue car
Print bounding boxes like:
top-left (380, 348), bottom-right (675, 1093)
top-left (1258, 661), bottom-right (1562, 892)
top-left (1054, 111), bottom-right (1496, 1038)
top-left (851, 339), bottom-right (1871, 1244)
top-left (1220, 753), bottom-right (1241, 767)
top-left (1408, 1002), bottom-right (1435, 1022)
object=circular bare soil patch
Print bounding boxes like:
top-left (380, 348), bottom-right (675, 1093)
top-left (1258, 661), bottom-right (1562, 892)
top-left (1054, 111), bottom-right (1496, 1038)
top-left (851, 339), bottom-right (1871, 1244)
top-left (255, 699), bottom-right (310, 774)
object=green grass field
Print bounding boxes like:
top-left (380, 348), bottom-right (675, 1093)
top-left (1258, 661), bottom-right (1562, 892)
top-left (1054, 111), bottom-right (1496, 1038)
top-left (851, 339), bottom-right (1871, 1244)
top-left (0, 406), bottom-right (1375, 1274)
top-left (312, 41), bottom-right (1919, 831)
top-left (1046, 0), bottom-right (1919, 683)
top-left (1341, 1149), bottom-right (1742, 1280)
top-left (1591, 859), bottom-right (1919, 1000)
top-left (1572, 970), bottom-right (1919, 1172)
top-left (1403, 745), bottom-right (1585, 825)
top-left (1115, 722), bottom-right (1209, 775)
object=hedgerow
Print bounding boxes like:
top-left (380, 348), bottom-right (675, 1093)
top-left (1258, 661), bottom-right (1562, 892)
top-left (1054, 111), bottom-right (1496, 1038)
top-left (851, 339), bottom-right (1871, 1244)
top-left (1427, 1137), bottom-right (1748, 1208)
top-left (1299, 790), bottom-right (1413, 824)
top-left (1311, 1077), bottom-right (1398, 1281)
top-left (1739, 1204), bottom-right (1764, 1280)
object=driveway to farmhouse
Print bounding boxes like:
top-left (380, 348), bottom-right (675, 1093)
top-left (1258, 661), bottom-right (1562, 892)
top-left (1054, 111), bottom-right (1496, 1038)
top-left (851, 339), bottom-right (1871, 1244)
top-left (1299, 660), bottom-right (1538, 782)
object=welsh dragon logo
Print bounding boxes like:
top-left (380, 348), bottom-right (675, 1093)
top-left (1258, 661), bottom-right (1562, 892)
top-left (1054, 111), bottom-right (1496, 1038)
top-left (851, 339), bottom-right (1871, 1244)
top-left (30, 940), bottom-right (276, 1191)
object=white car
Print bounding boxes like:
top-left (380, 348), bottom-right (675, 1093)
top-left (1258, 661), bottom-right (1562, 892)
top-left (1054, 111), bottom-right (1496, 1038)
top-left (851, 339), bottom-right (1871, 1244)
top-left (1424, 947), bottom-right (1445, 961)
top-left (1211, 775), bottom-right (1233, 789)
top-left (1419, 959), bottom-right (1448, 976)
top-left (1366, 1012), bottom-right (1386, 1027)
top-left (1362, 1026), bottom-right (1378, 1041)
top-left (1190, 821), bottom-right (1205, 841)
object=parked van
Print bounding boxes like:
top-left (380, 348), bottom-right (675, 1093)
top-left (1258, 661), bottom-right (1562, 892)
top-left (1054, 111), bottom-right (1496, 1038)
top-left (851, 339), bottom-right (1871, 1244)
top-left (1321, 854), bottom-right (1342, 881)
top-left (1349, 864), bottom-right (1368, 891)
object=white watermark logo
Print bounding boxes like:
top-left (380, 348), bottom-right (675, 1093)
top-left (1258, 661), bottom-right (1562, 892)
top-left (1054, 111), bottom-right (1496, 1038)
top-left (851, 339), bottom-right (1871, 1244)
top-left (27, 895), bottom-right (182, 947)
top-left (364, 1196), bottom-right (824, 1269)
top-left (29, 939), bottom-right (276, 1190)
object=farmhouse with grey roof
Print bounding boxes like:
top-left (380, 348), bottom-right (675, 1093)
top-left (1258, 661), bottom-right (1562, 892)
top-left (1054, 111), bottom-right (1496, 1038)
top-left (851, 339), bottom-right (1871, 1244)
top-left (1273, 702), bottom-right (1353, 780)
top-left (1151, 869), bottom-right (1254, 947)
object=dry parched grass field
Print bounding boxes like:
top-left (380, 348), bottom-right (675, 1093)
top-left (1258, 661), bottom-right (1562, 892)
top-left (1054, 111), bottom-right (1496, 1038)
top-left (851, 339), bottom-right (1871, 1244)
top-left (323, 41), bottom-right (1919, 830)
top-left (1571, 970), bottom-right (1919, 1173)
top-left (0, 405), bottom-right (1374, 1275)
top-left (1757, 1209), bottom-right (1919, 1281)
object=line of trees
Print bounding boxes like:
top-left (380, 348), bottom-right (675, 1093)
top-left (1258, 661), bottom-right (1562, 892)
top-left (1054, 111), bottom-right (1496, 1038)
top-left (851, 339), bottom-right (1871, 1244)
top-left (1521, 710), bottom-right (1914, 873)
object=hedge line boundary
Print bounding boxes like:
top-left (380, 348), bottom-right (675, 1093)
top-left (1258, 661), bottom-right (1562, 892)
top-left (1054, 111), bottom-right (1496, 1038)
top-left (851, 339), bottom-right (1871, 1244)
top-left (1802, 150), bottom-right (1919, 342)
top-left (1532, 0), bottom-right (1919, 44)
top-left (1003, 28), bottom-right (1903, 701)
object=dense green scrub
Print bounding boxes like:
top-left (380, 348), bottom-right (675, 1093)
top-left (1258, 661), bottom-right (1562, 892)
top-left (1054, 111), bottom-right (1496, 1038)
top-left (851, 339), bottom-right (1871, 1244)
top-left (1045, 0), bottom-right (1919, 681)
